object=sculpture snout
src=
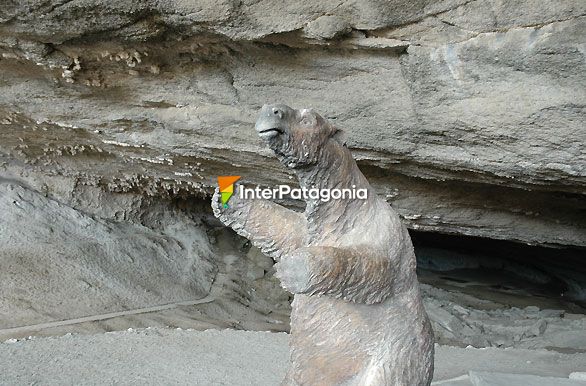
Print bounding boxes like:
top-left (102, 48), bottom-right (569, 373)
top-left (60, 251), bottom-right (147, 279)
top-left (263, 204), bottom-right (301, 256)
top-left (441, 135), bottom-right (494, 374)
top-left (255, 104), bottom-right (292, 139)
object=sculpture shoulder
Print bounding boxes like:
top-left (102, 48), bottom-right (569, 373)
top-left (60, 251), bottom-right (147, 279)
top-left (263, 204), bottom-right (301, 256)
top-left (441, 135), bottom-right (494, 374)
top-left (368, 195), bottom-right (405, 231)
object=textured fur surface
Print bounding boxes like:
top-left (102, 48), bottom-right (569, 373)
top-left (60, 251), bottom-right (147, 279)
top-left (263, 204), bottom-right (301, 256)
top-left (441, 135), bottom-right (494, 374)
top-left (212, 104), bottom-right (434, 385)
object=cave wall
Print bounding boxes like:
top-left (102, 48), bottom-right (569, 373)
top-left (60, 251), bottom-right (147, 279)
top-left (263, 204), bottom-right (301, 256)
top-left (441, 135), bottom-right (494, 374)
top-left (0, 0), bottom-right (585, 247)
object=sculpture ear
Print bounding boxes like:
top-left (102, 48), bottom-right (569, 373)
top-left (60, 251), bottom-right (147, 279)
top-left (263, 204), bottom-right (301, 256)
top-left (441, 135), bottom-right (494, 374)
top-left (331, 128), bottom-right (347, 147)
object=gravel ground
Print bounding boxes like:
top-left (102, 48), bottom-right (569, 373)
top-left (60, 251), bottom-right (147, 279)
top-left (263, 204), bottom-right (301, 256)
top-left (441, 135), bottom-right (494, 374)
top-left (1, 328), bottom-right (586, 386)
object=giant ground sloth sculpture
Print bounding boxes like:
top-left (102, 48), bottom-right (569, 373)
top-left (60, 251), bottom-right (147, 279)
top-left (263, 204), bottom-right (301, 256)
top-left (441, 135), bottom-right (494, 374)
top-left (212, 104), bottom-right (434, 385)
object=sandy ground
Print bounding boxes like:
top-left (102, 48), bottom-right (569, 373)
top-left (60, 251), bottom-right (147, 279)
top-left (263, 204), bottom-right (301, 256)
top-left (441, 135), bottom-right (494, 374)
top-left (1, 328), bottom-right (586, 386)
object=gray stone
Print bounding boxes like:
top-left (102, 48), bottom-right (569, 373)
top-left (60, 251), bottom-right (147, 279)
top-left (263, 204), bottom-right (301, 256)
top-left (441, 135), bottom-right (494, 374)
top-left (469, 371), bottom-right (586, 386)
top-left (247, 246), bottom-right (275, 271)
top-left (432, 375), bottom-right (473, 386)
top-left (570, 373), bottom-right (586, 381)
top-left (303, 16), bottom-right (352, 40)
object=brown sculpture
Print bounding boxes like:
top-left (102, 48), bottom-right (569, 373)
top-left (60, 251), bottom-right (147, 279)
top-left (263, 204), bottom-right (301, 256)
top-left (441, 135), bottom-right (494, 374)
top-left (212, 104), bottom-right (434, 385)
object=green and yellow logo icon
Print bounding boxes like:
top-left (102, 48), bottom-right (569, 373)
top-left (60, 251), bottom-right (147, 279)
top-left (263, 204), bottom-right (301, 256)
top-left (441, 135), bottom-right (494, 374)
top-left (217, 176), bottom-right (241, 208)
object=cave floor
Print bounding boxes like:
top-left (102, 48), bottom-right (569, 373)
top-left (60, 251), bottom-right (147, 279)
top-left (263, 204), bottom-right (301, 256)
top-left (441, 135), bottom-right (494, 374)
top-left (1, 328), bottom-right (585, 386)
top-left (3, 270), bottom-right (586, 354)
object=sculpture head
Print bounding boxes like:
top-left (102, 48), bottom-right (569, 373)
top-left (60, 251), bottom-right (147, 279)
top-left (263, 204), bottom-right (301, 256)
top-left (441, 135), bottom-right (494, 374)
top-left (255, 104), bottom-right (346, 169)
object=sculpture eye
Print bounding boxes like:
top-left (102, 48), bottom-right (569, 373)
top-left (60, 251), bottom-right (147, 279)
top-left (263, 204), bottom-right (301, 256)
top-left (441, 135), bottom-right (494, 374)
top-left (301, 114), bottom-right (316, 127)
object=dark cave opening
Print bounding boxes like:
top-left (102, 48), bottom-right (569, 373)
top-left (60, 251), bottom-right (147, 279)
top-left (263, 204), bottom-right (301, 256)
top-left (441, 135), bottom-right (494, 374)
top-left (411, 230), bottom-right (586, 313)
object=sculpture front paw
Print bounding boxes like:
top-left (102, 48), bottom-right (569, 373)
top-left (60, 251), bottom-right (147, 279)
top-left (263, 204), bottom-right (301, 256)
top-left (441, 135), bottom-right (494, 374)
top-left (274, 249), bottom-right (314, 294)
top-left (211, 186), bottom-right (248, 226)
top-left (211, 187), bottom-right (227, 218)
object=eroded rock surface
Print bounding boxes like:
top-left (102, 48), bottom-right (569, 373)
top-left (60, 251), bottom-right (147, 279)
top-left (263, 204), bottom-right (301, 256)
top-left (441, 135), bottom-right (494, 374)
top-left (0, 181), bottom-right (216, 329)
top-left (0, 178), bottom-right (290, 337)
top-left (0, 0), bottom-right (584, 247)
